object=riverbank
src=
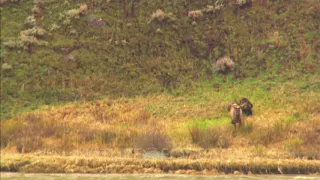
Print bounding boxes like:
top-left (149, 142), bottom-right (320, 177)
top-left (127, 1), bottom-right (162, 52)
top-left (1, 153), bottom-right (320, 174)
top-left (1, 173), bottom-right (320, 180)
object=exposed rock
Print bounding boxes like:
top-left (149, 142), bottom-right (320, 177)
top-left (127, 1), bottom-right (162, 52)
top-left (87, 16), bottom-right (106, 26)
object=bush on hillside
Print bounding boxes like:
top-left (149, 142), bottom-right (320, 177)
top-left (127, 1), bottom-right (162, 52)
top-left (151, 9), bottom-right (165, 22)
top-left (34, 0), bottom-right (44, 8)
top-left (150, 9), bottom-right (175, 23)
top-left (31, 6), bottom-right (41, 16)
top-left (188, 10), bottom-right (203, 20)
top-left (65, 4), bottom-right (88, 19)
top-left (3, 39), bottom-right (24, 50)
top-left (236, 0), bottom-right (252, 7)
top-left (212, 57), bottom-right (235, 74)
top-left (21, 27), bottom-right (47, 38)
top-left (24, 16), bottom-right (36, 28)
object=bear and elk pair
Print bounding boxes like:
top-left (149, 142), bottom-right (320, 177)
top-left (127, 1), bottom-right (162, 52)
top-left (228, 98), bottom-right (253, 129)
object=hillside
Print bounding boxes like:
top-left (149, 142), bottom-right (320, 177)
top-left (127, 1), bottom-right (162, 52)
top-left (1, 0), bottom-right (320, 118)
top-left (1, 0), bottom-right (320, 174)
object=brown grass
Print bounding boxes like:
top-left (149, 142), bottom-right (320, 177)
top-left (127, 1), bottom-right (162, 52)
top-left (286, 116), bottom-right (320, 160)
top-left (1, 80), bottom-right (320, 162)
top-left (1, 153), bottom-right (320, 174)
top-left (135, 122), bottom-right (172, 151)
top-left (189, 125), bottom-right (231, 149)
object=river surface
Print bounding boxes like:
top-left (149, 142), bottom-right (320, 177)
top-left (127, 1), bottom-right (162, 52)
top-left (1, 173), bottom-right (320, 180)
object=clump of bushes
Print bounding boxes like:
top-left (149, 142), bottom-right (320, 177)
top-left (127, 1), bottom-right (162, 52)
top-left (190, 3), bottom-right (224, 17)
top-left (24, 16), bottom-right (36, 28)
top-left (150, 9), bottom-right (176, 23)
top-left (1, 63), bottom-right (12, 71)
top-left (212, 57), bottom-right (235, 74)
top-left (187, 10), bottom-right (203, 20)
top-left (65, 4), bottom-right (88, 19)
top-left (57, 4), bottom-right (88, 26)
top-left (292, 122), bottom-right (320, 160)
top-left (96, 130), bottom-right (117, 144)
top-left (15, 137), bottom-right (43, 153)
top-left (284, 138), bottom-right (303, 152)
top-left (251, 121), bottom-right (288, 146)
top-left (236, 0), bottom-right (252, 7)
top-left (4, 0), bottom-right (48, 50)
top-left (49, 24), bottom-right (60, 31)
top-left (260, 31), bottom-right (289, 49)
top-left (1, 119), bottom-right (24, 148)
top-left (1, 113), bottom-right (58, 152)
top-left (31, 7), bottom-right (41, 16)
top-left (285, 136), bottom-right (319, 160)
top-left (31, 0), bottom-right (45, 17)
top-left (151, 9), bottom-right (165, 22)
top-left (33, 0), bottom-right (44, 8)
top-left (135, 125), bottom-right (171, 151)
top-left (5, 13), bottom-right (48, 50)
top-left (189, 125), bottom-right (230, 149)
top-left (202, 5), bottom-right (216, 13)
top-left (3, 39), bottom-right (24, 49)
top-left (20, 27), bottom-right (48, 47)
top-left (21, 27), bottom-right (47, 38)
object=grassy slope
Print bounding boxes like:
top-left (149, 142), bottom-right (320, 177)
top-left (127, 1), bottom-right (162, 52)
top-left (1, 76), bottom-right (320, 158)
top-left (1, 0), bottom-right (319, 118)
top-left (1, 0), bottom-right (320, 173)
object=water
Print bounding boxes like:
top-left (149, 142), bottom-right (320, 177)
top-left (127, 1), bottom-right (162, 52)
top-left (1, 173), bottom-right (319, 180)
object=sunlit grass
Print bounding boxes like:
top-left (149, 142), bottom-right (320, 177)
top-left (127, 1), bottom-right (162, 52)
top-left (1, 77), bottom-right (319, 157)
top-left (1, 153), bottom-right (320, 174)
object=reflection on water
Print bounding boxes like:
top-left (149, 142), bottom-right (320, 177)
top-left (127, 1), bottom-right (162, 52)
top-left (1, 173), bottom-right (319, 180)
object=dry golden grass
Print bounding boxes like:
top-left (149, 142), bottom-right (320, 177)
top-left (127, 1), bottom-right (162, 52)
top-left (1, 79), bottom-right (320, 165)
top-left (1, 153), bottom-right (320, 174)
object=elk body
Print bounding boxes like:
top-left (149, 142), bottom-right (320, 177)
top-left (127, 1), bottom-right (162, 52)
top-left (229, 103), bottom-right (243, 129)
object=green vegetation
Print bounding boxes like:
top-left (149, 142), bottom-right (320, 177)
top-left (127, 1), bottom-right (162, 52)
top-left (1, 0), bottom-right (320, 174)
top-left (1, 77), bottom-right (319, 159)
top-left (1, 0), bottom-right (319, 118)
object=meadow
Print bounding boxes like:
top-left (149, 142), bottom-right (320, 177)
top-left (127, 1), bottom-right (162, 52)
top-left (1, 0), bottom-right (320, 174)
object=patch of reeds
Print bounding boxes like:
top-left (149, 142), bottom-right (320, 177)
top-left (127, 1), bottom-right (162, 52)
top-left (250, 120), bottom-right (289, 146)
top-left (286, 118), bottom-right (320, 160)
top-left (189, 125), bottom-right (231, 149)
top-left (1, 113), bottom-right (59, 152)
top-left (134, 124), bottom-right (172, 151)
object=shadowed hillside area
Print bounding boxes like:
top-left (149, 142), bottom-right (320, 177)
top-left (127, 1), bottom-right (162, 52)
top-left (1, 0), bottom-right (320, 174)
